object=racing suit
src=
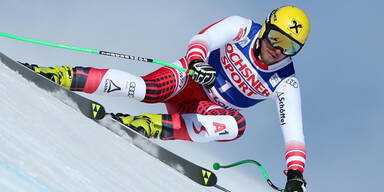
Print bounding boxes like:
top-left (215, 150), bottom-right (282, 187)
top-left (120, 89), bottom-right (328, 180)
top-left (68, 16), bottom-right (306, 173)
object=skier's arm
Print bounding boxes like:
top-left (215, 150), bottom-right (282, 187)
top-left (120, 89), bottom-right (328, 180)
top-left (186, 16), bottom-right (252, 63)
top-left (273, 76), bottom-right (306, 173)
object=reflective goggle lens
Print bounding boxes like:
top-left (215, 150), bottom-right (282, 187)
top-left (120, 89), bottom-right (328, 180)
top-left (267, 29), bottom-right (302, 56)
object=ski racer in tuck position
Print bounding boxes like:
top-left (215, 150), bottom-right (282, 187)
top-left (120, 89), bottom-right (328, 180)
top-left (24, 5), bottom-right (309, 192)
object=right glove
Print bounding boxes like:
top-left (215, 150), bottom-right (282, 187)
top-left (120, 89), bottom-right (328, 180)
top-left (284, 169), bottom-right (307, 192)
top-left (188, 59), bottom-right (216, 88)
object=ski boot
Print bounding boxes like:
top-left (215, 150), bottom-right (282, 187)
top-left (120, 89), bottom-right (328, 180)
top-left (111, 113), bottom-right (163, 138)
top-left (20, 62), bottom-right (73, 89)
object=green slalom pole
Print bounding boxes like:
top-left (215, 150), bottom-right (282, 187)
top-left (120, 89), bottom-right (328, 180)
top-left (213, 160), bottom-right (284, 192)
top-left (0, 32), bottom-right (194, 76)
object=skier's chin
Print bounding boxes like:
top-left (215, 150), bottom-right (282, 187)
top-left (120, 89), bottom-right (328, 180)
top-left (260, 52), bottom-right (276, 65)
top-left (260, 51), bottom-right (287, 65)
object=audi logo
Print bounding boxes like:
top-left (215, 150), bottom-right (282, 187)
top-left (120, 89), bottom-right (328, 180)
top-left (128, 82), bottom-right (136, 98)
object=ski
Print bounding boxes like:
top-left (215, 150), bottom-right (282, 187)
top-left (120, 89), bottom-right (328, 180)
top-left (97, 114), bottom-right (222, 188)
top-left (0, 52), bottom-right (105, 120)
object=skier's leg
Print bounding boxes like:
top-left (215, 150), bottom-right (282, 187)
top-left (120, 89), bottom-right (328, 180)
top-left (140, 61), bottom-right (189, 103)
top-left (162, 101), bottom-right (246, 142)
top-left (71, 65), bottom-right (190, 102)
top-left (115, 100), bottom-right (246, 142)
top-left (69, 66), bottom-right (146, 101)
top-left (22, 57), bottom-right (189, 102)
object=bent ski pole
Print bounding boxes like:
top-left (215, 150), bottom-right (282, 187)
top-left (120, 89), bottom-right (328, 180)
top-left (0, 32), bottom-right (194, 76)
top-left (213, 160), bottom-right (284, 192)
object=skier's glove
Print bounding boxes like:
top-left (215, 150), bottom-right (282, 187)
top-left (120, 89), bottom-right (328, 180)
top-left (188, 59), bottom-right (216, 89)
top-left (284, 169), bottom-right (307, 192)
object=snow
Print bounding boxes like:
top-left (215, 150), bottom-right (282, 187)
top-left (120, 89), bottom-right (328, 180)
top-left (0, 60), bottom-right (213, 191)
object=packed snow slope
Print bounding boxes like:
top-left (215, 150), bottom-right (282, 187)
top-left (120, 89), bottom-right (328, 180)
top-left (0, 59), bottom-right (214, 191)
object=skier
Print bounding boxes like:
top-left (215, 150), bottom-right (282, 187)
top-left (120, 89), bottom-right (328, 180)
top-left (24, 5), bottom-right (309, 192)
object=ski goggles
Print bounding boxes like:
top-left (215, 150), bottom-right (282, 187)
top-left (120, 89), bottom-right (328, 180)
top-left (265, 25), bottom-right (303, 56)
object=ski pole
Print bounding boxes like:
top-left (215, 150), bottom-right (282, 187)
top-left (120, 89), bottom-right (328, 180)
top-left (213, 160), bottom-right (285, 192)
top-left (0, 32), bottom-right (194, 76)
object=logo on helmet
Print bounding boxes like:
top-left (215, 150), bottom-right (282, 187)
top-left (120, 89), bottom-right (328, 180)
top-left (289, 19), bottom-right (303, 35)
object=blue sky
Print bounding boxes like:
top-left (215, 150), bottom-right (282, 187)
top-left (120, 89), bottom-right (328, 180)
top-left (1, 0), bottom-right (383, 191)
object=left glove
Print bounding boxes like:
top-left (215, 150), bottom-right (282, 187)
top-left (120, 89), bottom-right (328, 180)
top-left (188, 59), bottom-right (216, 88)
top-left (284, 169), bottom-right (307, 192)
